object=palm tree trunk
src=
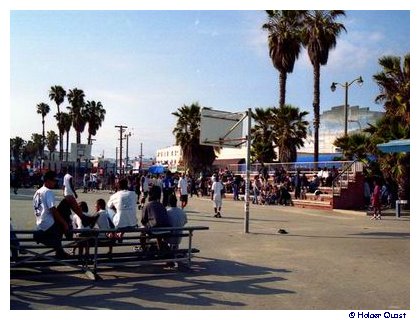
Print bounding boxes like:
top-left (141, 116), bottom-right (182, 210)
top-left (42, 118), bottom-right (45, 159)
top-left (66, 131), bottom-right (69, 162)
top-left (312, 63), bottom-right (321, 167)
top-left (56, 104), bottom-right (63, 161)
top-left (77, 131), bottom-right (81, 144)
top-left (279, 70), bottom-right (287, 108)
top-left (60, 133), bottom-right (64, 161)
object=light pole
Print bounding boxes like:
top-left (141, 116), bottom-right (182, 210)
top-left (124, 132), bottom-right (132, 174)
top-left (115, 125), bottom-right (127, 175)
top-left (331, 76), bottom-right (363, 136)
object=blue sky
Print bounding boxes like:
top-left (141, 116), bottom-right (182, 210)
top-left (9, 9), bottom-right (410, 159)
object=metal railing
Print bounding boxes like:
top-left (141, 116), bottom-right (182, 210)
top-left (225, 161), bottom-right (354, 178)
top-left (332, 160), bottom-right (364, 195)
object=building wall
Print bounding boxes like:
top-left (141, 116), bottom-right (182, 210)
top-left (156, 145), bottom-right (183, 171)
top-left (300, 105), bottom-right (384, 154)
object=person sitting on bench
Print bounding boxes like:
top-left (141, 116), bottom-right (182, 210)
top-left (107, 178), bottom-right (138, 238)
top-left (140, 185), bottom-right (171, 251)
top-left (33, 171), bottom-right (81, 258)
top-left (94, 198), bottom-right (115, 255)
top-left (166, 194), bottom-right (188, 250)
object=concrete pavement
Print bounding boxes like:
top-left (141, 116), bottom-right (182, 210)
top-left (10, 188), bottom-right (410, 310)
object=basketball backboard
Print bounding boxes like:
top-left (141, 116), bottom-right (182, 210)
top-left (200, 108), bottom-right (246, 148)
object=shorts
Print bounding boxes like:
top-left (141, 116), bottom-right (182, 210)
top-left (213, 197), bottom-right (222, 208)
top-left (180, 194), bottom-right (188, 204)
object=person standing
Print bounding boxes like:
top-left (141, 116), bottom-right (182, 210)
top-left (162, 172), bottom-right (175, 207)
top-left (189, 175), bottom-right (199, 198)
top-left (294, 170), bottom-right (302, 199)
top-left (107, 178), bottom-right (138, 230)
top-left (371, 180), bottom-right (382, 220)
top-left (178, 173), bottom-right (189, 209)
top-left (211, 175), bottom-right (224, 218)
top-left (63, 167), bottom-right (78, 199)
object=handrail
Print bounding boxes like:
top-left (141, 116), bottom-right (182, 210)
top-left (332, 160), bottom-right (364, 195)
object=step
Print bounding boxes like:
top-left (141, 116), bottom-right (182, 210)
top-left (292, 199), bottom-right (333, 210)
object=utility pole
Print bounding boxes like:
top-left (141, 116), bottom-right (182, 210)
top-left (115, 125), bottom-right (127, 175)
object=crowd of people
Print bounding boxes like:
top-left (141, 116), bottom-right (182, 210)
top-left (17, 169), bottom-right (192, 260)
top-left (11, 163), bottom-right (398, 259)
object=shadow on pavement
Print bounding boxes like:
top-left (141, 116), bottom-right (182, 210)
top-left (11, 257), bottom-right (294, 310)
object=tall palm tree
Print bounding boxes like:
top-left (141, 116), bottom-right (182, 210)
top-left (262, 10), bottom-right (304, 107)
top-left (49, 85), bottom-right (66, 160)
top-left (270, 105), bottom-right (309, 163)
top-left (85, 100), bottom-right (106, 144)
top-left (172, 103), bottom-right (216, 174)
top-left (67, 88), bottom-right (87, 144)
top-left (301, 10), bottom-right (346, 164)
top-left (251, 107), bottom-right (277, 163)
top-left (60, 112), bottom-right (73, 162)
top-left (36, 102), bottom-right (50, 158)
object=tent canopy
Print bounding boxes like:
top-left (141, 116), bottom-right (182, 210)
top-left (377, 139), bottom-right (410, 153)
top-left (148, 164), bottom-right (166, 174)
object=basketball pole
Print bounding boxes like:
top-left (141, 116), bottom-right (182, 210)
top-left (244, 108), bottom-right (251, 233)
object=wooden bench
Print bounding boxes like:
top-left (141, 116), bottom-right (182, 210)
top-left (10, 225), bottom-right (209, 280)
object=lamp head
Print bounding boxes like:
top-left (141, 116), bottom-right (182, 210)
top-left (330, 82), bottom-right (337, 92)
top-left (357, 76), bottom-right (363, 86)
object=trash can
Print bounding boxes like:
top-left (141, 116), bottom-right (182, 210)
top-left (395, 200), bottom-right (408, 217)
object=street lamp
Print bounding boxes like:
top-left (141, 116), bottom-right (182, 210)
top-left (124, 132), bottom-right (132, 173)
top-left (331, 76), bottom-right (363, 136)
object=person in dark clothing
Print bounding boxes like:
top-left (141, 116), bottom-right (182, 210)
top-left (161, 172), bottom-right (175, 207)
top-left (140, 185), bottom-right (170, 251)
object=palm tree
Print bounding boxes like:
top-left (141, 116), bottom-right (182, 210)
top-left (373, 54), bottom-right (410, 127)
top-left (301, 10), bottom-right (346, 164)
top-left (31, 133), bottom-right (45, 159)
top-left (372, 54), bottom-right (410, 201)
top-left (10, 136), bottom-right (25, 165)
top-left (333, 132), bottom-right (370, 161)
top-left (54, 113), bottom-right (66, 160)
top-left (85, 100), bottom-right (106, 144)
top-left (49, 85), bottom-right (66, 160)
top-left (67, 88), bottom-right (87, 144)
top-left (262, 10), bottom-right (304, 107)
top-left (46, 130), bottom-right (59, 161)
top-left (36, 102), bottom-right (50, 158)
top-left (60, 112), bottom-right (73, 162)
top-left (172, 103), bottom-right (216, 174)
top-left (270, 105), bottom-right (309, 163)
top-left (251, 107), bottom-right (277, 163)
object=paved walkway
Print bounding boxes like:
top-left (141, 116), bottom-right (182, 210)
top-left (10, 188), bottom-right (410, 310)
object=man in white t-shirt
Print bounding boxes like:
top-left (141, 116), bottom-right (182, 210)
top-left (33, 171), bottom-right (72, 258)
top-left (107, 178), bottom-right (138, 230)
top-left (211, 175), bottom-right (224, 218)
top-left (178, 173), bottom-right (189, 209)
top-left (62, 167), bottom-right (78, 199)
